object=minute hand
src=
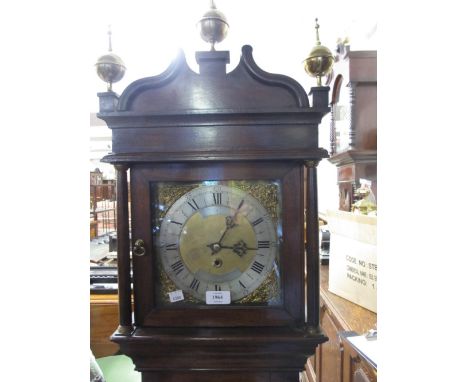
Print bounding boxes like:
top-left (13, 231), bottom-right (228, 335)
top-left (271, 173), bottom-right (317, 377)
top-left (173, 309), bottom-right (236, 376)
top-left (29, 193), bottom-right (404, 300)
top-left (216, 200), bottom-right (245, 245)
top-left (216, 216), bottom-right (234, 245)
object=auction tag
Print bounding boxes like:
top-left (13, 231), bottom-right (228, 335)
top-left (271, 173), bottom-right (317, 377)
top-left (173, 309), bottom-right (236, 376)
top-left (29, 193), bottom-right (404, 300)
top-left (168, 290), bottom-right (184, 303)
top-left (206, 291), bottom-right (231, 305)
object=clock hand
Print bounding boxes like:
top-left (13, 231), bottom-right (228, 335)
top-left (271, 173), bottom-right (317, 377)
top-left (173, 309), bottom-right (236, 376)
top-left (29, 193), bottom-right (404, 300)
top-left (207, 242), bottom-right (222, 255)
top-left (218, 244), bottom-right (257, 251)
top-left (209, 201), bottom-right (247, 255)
top-left (217, 215), bottom-right (237, 245)
top-left (207, 240), bottom-right (257, 257)
top-left (219, 240), bottom-right (257, 257)
top-left (219, 200), bottom-right (246, 239)
top-left (206, 218), bottom-right (236, 255)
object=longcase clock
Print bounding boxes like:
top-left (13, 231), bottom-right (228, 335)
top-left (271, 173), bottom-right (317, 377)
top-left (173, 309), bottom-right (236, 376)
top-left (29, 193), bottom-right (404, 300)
top-left (328, 48), bottom-right (377, 211)
top-left (97, 45), bottom-right (330, 382)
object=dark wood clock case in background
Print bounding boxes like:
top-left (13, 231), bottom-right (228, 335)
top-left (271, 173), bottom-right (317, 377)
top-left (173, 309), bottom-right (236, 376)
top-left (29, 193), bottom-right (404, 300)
top-left (328, 50), bottom-right (377, 211)
top-left (97, 45), bottom-right (331, 382)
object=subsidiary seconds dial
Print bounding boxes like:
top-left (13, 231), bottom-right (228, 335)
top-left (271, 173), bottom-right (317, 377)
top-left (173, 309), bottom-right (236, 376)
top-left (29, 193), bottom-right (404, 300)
top-left (158, 184), bottom-right (278, 302)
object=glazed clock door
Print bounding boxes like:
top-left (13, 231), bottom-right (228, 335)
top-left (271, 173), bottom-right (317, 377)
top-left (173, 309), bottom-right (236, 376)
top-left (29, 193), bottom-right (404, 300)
top-left (130, 161), bottom-right (305, 328)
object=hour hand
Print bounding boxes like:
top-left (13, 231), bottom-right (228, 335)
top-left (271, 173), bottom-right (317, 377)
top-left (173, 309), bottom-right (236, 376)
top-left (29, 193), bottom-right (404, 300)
top-left (220, 240), bottom-right (257, 257)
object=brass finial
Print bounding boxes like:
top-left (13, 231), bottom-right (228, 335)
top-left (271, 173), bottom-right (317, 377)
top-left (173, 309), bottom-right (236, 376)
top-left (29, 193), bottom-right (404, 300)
top-left (197, 0), bottom-right (229, 51)
top-left (95, 25), bottom-right (126, 92)
top-left (303, 18), bottom-right (334, 87)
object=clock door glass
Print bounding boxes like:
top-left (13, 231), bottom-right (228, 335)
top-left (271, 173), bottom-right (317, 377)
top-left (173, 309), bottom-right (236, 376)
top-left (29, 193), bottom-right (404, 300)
top-left (151, 180), bottom-right (282, 306)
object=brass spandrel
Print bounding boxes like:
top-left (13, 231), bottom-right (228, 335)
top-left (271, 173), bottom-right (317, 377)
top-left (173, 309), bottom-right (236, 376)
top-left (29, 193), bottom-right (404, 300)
top-left (156, 266), bottom-right (280, 305)
top-left (236, 269), bottom-right (281, 304)
top-left (155, 180), bottom-right (281, 223)
top-left (156, 261), bottom-right (200, 304)
top-left (156, 183), bottom-right (199, 218)
top-left (227, 181), bottom-right (280, 225)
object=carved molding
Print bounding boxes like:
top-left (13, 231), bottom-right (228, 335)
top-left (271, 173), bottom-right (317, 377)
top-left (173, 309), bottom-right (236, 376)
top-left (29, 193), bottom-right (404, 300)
top-left (115, 45), bottom-right (310, 112)
top-left (238, 45), bottom-right (310, 107)
top-left (328, 149), bottom-right (377, 167)
top-left (117, 50), bottom-right (188, 111)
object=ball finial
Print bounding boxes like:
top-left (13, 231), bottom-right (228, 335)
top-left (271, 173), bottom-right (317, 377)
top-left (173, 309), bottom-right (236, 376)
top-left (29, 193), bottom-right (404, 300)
top-left (197, 0), bottom-right (229, 51)
top-left (303, 18), bottom-right (334, 87)
top-left (95, 26), bottom-right (126, 92)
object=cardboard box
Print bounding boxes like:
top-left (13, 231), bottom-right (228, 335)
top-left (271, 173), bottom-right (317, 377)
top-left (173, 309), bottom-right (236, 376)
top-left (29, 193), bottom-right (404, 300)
top-left (327, 210), bottom-right (377, 312)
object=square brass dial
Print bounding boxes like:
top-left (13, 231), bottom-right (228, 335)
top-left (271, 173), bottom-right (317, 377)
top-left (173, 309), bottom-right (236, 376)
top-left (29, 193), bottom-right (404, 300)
top-left (151, 180), bottom-right (283, 306)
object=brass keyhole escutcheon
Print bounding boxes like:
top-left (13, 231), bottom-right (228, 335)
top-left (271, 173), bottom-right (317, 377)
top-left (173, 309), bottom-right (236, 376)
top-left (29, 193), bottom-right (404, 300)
top-left (133, 239), bottom-right (146, 257)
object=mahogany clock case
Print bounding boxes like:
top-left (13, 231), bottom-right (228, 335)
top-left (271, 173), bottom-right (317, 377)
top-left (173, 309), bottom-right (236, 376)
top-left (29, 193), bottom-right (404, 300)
top-left (97, 44), bottom-right (331, 380)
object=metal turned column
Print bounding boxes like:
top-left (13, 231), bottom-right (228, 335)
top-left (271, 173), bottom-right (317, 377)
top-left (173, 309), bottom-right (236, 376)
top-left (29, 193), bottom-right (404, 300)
top-left (305, 160), bottom-right (320, 329)
top-left (114, 164), bottom-right (133, 335)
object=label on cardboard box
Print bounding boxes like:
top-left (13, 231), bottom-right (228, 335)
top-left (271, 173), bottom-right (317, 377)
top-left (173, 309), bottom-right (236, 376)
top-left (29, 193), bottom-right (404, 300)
top-left (327, 210), bottom-right (377, 312)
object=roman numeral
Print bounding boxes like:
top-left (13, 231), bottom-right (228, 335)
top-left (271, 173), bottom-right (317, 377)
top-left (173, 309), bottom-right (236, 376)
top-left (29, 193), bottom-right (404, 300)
top-left (237, 199), bottom-right (245, 210)
top-left (251, 261), bottom-right (265, 274)
top-left (257, 240), bottom-right (270, 249)
top-left (213, 193), bottom-right (222, 205)
top-left (170, 220), bottom-right (182, 225)
top-left (187, 199), bottom-right (200, 211)
top-left (214, 284), bottom-right (221, 291)
top-left (170, 260), bottom-right (184, 275)
top-left (189, 278), bottom-right (200, 291)
top-left (165, 243), bottom-right (178, 251)
top-left (238, 280), bottom-right (247, 289)
top-left (251, 217), bottom-right (264, 227)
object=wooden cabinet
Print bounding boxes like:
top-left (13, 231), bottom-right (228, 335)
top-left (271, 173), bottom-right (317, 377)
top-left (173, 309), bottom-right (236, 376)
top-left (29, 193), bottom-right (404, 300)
top-left (305, 265), bottom-right (376, 382)
top-left (90, 293), bottom-right (119, 358)
top-left (317, 307), bottom-right (343, 382)
top-left (340, 333), bottom-right (376, 382)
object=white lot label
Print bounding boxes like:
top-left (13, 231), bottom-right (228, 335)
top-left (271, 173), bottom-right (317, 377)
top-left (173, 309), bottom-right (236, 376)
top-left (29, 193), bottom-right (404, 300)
top-left (168, 290), bottom-right (184, 303)
top-left (206, 291), bottom-right (231, 305)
